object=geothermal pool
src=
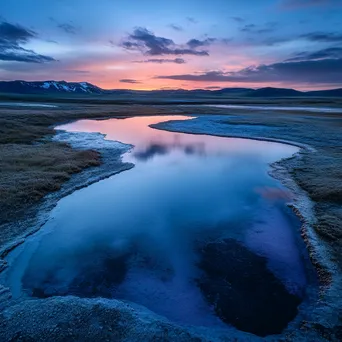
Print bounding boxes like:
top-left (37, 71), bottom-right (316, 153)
top-left (1, 116), bottom-right (316, 337)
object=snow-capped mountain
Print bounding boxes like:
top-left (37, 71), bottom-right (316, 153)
top-left (0, 80), bottom-right (105, 94)
top-left (0, 80), bottom-right (341, 98)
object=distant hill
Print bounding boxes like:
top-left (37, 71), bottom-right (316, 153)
top-left (0, 81), bottom-right (341, 97)
top-left (0, 80), bottom-right (104, 95)
top-left (246, 87), bottom-right (303, 97)
top-left (212, 88), bottom-right (254, 95)
top-left (306, 88), bottom-right (342, 97)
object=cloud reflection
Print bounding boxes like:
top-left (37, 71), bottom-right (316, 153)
top-left (133, 139), bottom-right (205, 161)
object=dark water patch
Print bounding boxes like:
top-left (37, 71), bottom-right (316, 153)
top-left (197, 239), bottom-right (301, 337)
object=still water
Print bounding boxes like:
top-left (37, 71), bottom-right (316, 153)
top-left (3, 116), bottom-right (314, 336)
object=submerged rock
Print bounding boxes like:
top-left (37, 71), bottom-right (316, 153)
top-left (197, 238), bottom-right (302, 337)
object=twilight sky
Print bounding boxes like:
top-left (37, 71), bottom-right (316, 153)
top-left (1, 0), bottom-right (342, 90)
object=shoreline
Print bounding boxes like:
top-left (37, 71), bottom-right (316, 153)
top-left (152, 117), bottom-right (342, 336)
top-left (0, 114), bottom-right (340, 341)
top-left (0, 130), bottom-right (134, 261)
top-left (152, 118), bottom-right (332, 284)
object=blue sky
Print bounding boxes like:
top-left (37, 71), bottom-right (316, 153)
top-left (1, 0), bottom-right (342, 89)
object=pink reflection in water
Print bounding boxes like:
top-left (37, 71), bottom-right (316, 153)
top-left (57, 116), bottom-right (298, 164)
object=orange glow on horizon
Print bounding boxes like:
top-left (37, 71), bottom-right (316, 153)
top-left (14, 54), bottom-right (338, 92)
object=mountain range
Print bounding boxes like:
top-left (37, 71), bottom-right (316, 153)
top-left (0, 80), bottom-right (341, 97)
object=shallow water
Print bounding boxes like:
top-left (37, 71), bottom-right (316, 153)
top-left (208, 104), bottom-right (342, 113)
top-left (2, 116), bottom-right (315, 336)
top-left (0, 102), bottom-right (58, 108)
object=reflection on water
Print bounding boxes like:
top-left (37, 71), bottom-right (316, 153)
top-left (3, 116), bottom-right (314, 337)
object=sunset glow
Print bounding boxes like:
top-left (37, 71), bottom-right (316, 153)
top-left (1, 0), bottom-right (342, 90)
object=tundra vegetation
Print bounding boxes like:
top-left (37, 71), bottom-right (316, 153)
top-left (0, 96), bottom-right (342, 340)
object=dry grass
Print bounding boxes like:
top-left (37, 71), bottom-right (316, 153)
top-left (291, 150), bottom-right (342, 264)
top-left (292, 150), bottom-right (342, 204)
top-left (0, 143), bottom-right (100, 224)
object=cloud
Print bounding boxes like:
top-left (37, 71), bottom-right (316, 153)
top-left (134, 141), bottom-right (204, 161)
top-left (186, 17), bottom-right (198, 24)
top-left (187, 38), bottom-right (216, 48)
top-left (134, 143), bottom-right (169, 161)
top-left (281, 0), bottom-right (340, 9)
top-left (57, 23), bottom-right (78, 34)
top-left (0, 21), bottom-right (36, 43)
top-left (0, 50), bottom-right (56, 63)
top-left (286, 47), bottom-right (342, 61)
top-left (300, 32), bottom-right (342, 42)
top-left (169, 24), bottom-right (183, 32)
top-left (119, 79), bottom-right (141, 84)
top-left (231, 17), bottom-right (245, 23)
top-left (155, 58), bottom-right (342, 84)
top-left (50, 17), bottom-right (79, 35)
top-left (133, 58), bottom-right (186, 64)
top-left (240, 22), bottom-right (277, 34)
top-left (121, 27), bottom-right (209, 56)
top-left (204, 86), bottom-right (222, 90)
top-left (0, 21), bottom-right (56, 63)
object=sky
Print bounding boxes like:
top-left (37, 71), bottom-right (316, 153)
top-left (1, 0), bottom-right (342, 90)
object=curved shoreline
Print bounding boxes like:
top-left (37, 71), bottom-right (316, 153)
top-left (152, 117), bottom-right (342, 336)
top-left (150, 119), bottom-right (316, 151)
top-left (0, 115), bottom-right (340, 341)
top-left (0, 130), bottom-right (134, 261)
top-left (151, 118), bottom-right (331, 284)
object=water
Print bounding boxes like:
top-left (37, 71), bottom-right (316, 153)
top-left (2, 116), bottom-right (314, 337)
top-left (208, 104), bottom-right (342, 113)
top-left (0, 102), bottom-right (58, 108)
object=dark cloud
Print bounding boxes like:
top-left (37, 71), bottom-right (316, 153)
top-left (133, 58), bottom-right (186, 64)
top-left (121, 27), bottom-right (209, 56)
top-left (57, 23), bottom-right (78, 34)
top-left (0, 21), bottom-right (56, 63)
top-left (300, 32), bottom-right (342, 42)
top-left (50, 17), bottom-right (79, 35)
top-left (119, 79), bottom-right (141, 84)
top-left (240, 24), bottom-right (256, 32)
top-left (155, 58), bottom-right (342, 84)
top-left (231, 17), bottom-right (245, 23)
top-left (134, 141), bottom-right (204, 161)
top-left (205, 86), bottom-right (222, 89)
top-left (169, 24), bottom-right (183, 32)
top-left (0, 50), bottom-right (56, 63)
top-left (281, 0), bottom-right (340, 9)
top-left (134, 143), bottom-right (169, 161)
top-left (187, 38), bottom-right (216, 48)
top-left (240, 22), bottom-right (277, 34)
top-left (186, 17), bottom-right (198, 24)
top-left (286, 47), bottom-right (342, 61)
top-left (0, 21), bottom-right (36, 43)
